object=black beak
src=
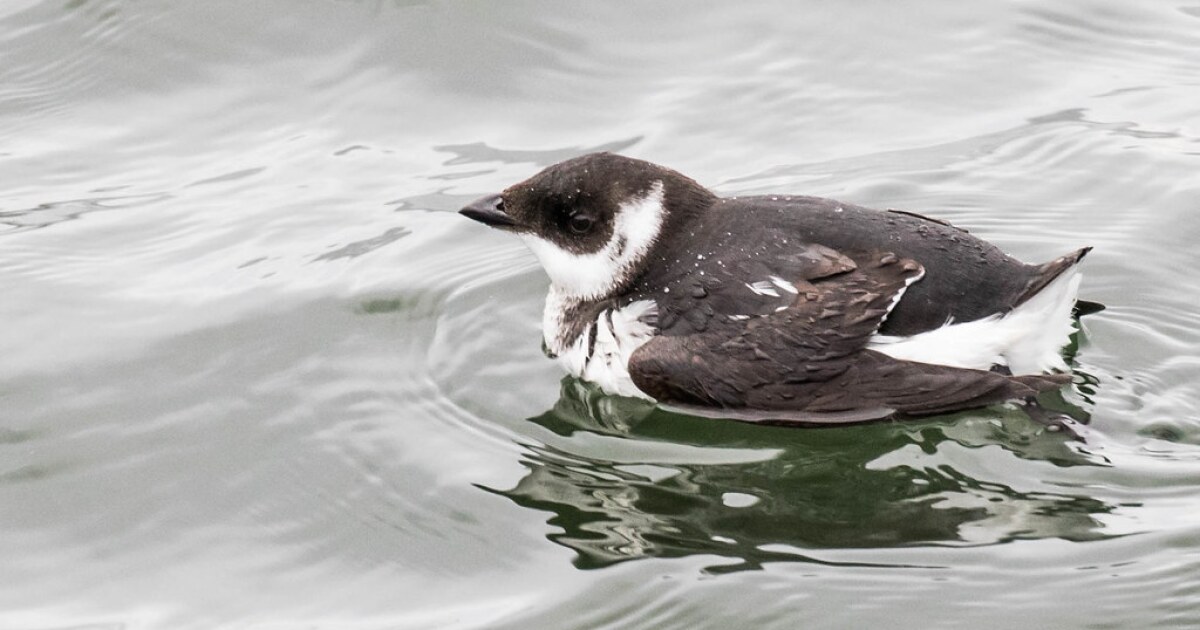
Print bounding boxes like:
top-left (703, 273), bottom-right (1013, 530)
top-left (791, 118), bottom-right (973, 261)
top-left (459, 194), bottom-right (518, 229)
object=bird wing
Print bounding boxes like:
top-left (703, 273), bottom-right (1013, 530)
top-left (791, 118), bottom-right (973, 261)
top-left (628, 249), bottom-right (1068, 423)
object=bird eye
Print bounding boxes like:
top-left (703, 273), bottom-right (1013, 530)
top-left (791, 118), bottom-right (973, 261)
top-left (568, 214), bottom-right (594, 234)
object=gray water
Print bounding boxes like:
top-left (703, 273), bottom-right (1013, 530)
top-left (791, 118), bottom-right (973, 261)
top-left (3, 1), bottom-right (1200, 628)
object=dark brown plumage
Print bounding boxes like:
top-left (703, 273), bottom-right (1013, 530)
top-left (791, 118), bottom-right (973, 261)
top-left (628, 248), bottom-right (1072, 423)
top-left (460, 153), bottom-right (1092, 424)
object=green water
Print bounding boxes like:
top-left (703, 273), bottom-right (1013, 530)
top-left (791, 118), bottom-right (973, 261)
top-left (3, 1), bottom-right (1200, 628)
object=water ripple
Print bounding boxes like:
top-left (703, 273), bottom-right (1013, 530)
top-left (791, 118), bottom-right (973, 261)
top-left (4, 0), bottom-right (1200, 626)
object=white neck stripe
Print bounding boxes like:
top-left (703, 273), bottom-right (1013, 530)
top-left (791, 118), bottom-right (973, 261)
top-left (521, 180), bottom-right (665, 302)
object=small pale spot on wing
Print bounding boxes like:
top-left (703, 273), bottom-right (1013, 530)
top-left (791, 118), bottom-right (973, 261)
top-left (769, 276), bottom-right (799, 294)
top-left (745, 280), bottom-right (781, 297)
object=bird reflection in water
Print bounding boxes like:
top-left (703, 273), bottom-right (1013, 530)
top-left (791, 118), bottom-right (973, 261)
top-left (483, 369), bottom-right (1114, 573)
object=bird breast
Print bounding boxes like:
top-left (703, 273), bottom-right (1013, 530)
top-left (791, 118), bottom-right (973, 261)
top-left (545, 295), bottom-right (659, 399)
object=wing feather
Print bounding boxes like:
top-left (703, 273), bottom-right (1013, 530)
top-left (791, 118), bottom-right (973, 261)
top-left (629, 249), bottom-right (1068, 421)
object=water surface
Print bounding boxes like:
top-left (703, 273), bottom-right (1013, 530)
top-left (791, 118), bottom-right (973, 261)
top-left (3, 1), bottom-right (1200, 628)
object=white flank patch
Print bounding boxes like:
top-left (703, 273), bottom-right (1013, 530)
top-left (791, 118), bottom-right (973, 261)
top-left (520, 181), bottom-right (665, 301)
top-left (868, 268), bottom-right (1083, 374)
top-left (554, 299), bottom-right (659, 398)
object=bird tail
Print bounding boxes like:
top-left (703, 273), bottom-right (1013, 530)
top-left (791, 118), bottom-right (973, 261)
top-left (1016, 246), bottom-right (1091, 307)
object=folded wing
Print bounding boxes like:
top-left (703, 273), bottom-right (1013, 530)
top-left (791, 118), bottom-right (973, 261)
top-left (628, 249), bottom-right (1068, 423)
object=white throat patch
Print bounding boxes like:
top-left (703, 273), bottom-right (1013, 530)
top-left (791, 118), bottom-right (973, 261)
top-left (520, 180), bottom-right (666, 301)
